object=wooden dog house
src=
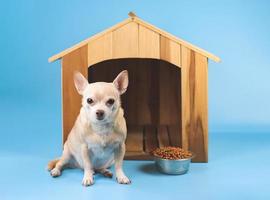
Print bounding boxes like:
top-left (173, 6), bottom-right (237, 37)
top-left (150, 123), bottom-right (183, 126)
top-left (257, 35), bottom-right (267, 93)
top-left (49, 13), bottom-right (220, 162)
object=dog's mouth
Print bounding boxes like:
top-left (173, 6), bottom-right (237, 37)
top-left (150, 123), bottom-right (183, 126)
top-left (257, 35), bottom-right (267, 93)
top-left (94, 115), bottom-right (110, 123)
top-left (96, 116), bottom-right (105, 121)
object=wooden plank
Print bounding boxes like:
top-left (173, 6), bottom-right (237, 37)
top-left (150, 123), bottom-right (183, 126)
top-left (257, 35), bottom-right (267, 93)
top-left (88, 32), bottom-right (112, 66)
top-left (192, 52), bottom-right (208, 162)
top-left (128, 59), bottom-right (152, 125)
top-left (181, 46), bottom-right (191, 152)
top-left (144, 125), bottom-right (158, 153)
top-left (124, 151), bottom-right (152, 160)
top-left (125, 125), bottom-right (144, 152)
top-left (158, 60), bottom-right (181, 125)
top-left (138, 25), bottom-right (160, 59)
top-left (112, 22), bottom-right (139, 58)
top-left (181, 45), bottom-right (208, 162)
top-left (168, 125), bottom-right (181, 147)
top-left (62, 45), bottom-right (88, 144)
top-left (157, 125), bottom-right (170, 147)
top-left (149, 61), bottom-right (160, 125)
top-left (133, 17), bottom-right (221, 62)
top-left (160, 36), bottom-right (181, 67)
top-left (49, 18), bottom-right (132, 62)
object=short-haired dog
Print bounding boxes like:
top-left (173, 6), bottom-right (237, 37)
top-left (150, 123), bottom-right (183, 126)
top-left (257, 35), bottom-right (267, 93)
top-left (47, 70), bottom-right (130, 186)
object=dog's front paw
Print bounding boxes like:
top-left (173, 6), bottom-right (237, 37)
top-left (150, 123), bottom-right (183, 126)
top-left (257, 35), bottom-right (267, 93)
top-left (116, 175), bottom-right (131, 184)
top-left (82, 175), bottom-right (94, 186)
top-left (50, 168), bottom-right (61, 177)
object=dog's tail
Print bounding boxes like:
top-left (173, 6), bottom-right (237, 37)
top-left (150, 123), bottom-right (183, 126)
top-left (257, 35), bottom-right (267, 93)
top-left (47, 158), bottom-right (60, 171)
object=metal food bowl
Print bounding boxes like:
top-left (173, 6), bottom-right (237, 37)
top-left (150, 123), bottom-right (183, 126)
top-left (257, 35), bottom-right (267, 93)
top-left (154, 154), bottom-right (195, 175)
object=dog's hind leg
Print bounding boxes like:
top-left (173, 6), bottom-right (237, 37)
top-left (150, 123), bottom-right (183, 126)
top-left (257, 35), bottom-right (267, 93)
top-left (49, 144), bottom-right (72, 177)
top-left (47, 158), bottom-right (60, 171)
top-left (96, 168), bottom-right (113, 178)
top-left (97, 159), bottom-right (114, 178)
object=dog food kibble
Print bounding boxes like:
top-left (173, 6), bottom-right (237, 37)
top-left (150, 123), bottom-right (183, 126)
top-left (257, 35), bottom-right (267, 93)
top-left (152, 146), bottom-right (193, 160)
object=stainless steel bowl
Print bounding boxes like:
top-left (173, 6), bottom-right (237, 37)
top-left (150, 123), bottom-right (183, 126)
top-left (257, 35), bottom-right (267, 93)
top-left (154, 154), bottom-right (195, 175)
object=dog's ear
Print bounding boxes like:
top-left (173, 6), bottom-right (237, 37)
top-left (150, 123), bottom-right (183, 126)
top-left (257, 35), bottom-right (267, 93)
top-left (113, 70), bottom-right (129, 95)
top-left (74, 71), bottom-right (88, 95)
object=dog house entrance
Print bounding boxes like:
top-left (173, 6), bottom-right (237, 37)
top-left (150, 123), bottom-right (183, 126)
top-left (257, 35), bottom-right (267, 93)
top-left (89, 58), bottom-right (181, 160)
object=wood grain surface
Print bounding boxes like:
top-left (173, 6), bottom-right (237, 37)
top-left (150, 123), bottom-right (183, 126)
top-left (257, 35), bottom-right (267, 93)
top-left (62, 45), bottom-right (88, 144)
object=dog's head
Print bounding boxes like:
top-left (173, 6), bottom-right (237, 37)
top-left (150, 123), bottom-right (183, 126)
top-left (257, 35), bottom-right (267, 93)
top-left (74, 70), bottom-right (128, 124)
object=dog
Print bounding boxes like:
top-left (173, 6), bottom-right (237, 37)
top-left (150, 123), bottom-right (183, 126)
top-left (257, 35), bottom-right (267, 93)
top-left (47, 70), bottom-right (131, 186)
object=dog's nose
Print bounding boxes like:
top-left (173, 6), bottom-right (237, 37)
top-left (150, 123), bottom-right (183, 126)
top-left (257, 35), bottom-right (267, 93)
top-left (96, 110), bottom-right (104, 120)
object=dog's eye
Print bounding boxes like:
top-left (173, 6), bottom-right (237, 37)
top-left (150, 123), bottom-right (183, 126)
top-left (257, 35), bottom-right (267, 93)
top-left (106, 98), bottom-right (115, 106)
top-left (87, 98), bottom-right (94, 104)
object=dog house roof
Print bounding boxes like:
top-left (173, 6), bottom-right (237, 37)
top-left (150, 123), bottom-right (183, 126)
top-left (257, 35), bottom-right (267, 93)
top-left (49, 12), bottom-right (220, 63)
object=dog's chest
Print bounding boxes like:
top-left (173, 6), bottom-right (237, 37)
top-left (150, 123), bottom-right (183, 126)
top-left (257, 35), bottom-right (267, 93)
top-left (86, 132), bottom-right (121, 157)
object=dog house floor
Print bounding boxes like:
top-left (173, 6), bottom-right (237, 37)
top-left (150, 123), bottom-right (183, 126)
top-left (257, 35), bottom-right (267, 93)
top-left (125, 125), bottom-right (181, 160)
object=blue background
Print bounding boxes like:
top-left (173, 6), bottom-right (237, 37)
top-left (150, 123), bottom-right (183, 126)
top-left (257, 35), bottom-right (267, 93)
top-left (0, 0), bottom-right (270, 200)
